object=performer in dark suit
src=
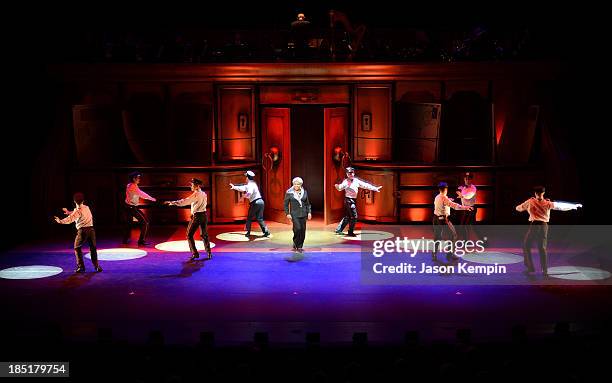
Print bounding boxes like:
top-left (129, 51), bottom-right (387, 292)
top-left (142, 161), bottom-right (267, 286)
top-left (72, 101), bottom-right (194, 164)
top-left (54, 192), bottom-right (102, 273)
top-left (283, 177), bottom-right (312, 252)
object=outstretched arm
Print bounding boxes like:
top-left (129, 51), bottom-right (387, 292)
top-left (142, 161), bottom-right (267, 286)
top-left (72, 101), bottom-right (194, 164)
top-left (56, 209), bottom-right (81, 224)
top-left (166, 191), bottom-right (197, 207)
top-left (553, 201), bottom-right (583, 211)
top-left (230, 183), bottom-right (248, 192)
top-left (129, 184), bottom-right (156, 202)
top-left (444, 195), bottom-right (472, 211)
top-left (357, 178), bottom-right (382, 192)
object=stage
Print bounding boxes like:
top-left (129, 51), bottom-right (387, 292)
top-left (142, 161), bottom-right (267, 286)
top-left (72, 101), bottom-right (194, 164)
top-left (2, 220), bottom-right (612, 346)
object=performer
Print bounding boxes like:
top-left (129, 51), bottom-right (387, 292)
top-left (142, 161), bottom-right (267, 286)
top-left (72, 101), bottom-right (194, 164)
top-left (229, 170), bottom-right (270, 237)
top-left (283, 177), bottom-right (312, 252)
top-left (456, 172), bottom-right (478, 239)
top-left (54, 192), bottom-right (102, 273)
top-left (432, 182), bottom-right (473, 261)
top-left (516, 186), bottom-right (582, 277)
top-left (165, 178), bottom-right (212, 261)
top-left (334, 167), bottom-right (381, 237)
top-left (123, 171), bottom-right (157, 246)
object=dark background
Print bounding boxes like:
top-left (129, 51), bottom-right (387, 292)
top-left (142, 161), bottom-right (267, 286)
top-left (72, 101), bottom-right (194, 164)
top-left (291, 106), bottom-right (325, 212)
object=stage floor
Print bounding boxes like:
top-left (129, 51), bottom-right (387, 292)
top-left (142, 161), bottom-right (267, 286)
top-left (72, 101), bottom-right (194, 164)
top-left (2, 220), bottom-right (612, 345)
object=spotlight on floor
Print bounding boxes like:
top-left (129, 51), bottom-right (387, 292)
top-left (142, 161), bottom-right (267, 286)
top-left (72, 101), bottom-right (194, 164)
top-left (216, 231), bottom-right (271, 242)
top-left (547, 266), bottom-right (611, 281)
top-left (0, 265), bottom-right (63, 280)
top-left (269, 230), bottom-right (342, 246)
top-left (462, 251), bottom-right (523, 265)
top-left (155, 240), bottom-right (216, 252)
top-left (340, 230), bottom-right (394, 241)
top-left (86, 248), bottom-right (147, 261)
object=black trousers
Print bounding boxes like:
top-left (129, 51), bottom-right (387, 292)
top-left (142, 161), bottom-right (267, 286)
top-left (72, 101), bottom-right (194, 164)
top-left (123, 204), bottom-right (148, 243)
top-left (187, 212), bottom-right (211, 256)
top-left (74, 227), bottom-right (99, 268)
top-left (459, 206), bottom-right (477, 240)
top-left (246, 199), bottom-right (269, 234)
top-left (291, 215), bottom-right (307, 249)
top-left (459, 207), bottom-right (476, 225)
top-left (336, 197), bottom-right (358, 234)
top-left (432, 215), bottom-right (458, 256)
top-left (523, 221), bottom-right (548, 273)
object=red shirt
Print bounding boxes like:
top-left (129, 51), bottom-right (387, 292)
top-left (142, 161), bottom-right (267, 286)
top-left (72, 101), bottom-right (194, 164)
top-left (516, 197), bottom-right (555, 222)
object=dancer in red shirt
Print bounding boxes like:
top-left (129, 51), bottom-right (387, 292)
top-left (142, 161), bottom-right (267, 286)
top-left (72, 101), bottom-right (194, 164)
top-left (516, 186), bottom-right (582, 276)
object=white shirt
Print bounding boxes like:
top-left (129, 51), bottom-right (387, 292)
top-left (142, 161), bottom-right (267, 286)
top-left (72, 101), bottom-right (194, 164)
top-left (458, 184), bottom-right (477, 207)
top-left (232, 181), bottom-right (262, 202)
top-left (125, 183), bottom-right (155, 206)
top-left (434, 194), bottom-right (467, 217)
top-left (170, 189), bottom-right (207, 214)
top-left (60, 204), bottom-right (94, 229)
top-left (291, 188), bottom-right (304, 207)
top-left (335, 178), bottom-right (379, 199)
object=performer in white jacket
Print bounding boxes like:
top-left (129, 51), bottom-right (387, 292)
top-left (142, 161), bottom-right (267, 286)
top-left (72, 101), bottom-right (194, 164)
top-left (229, 170), bottom-right (270, 238)
top-left (334, 167), bottom-right (381, 237)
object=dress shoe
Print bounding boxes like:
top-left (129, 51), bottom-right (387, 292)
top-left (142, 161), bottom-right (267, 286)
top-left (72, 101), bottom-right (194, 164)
top-left (190, 253), bottom-right (200, 261)
top-left (74, 266), bottom-right (86, 273)
top-left (345, 232), bottom-right (357, 237)
top-left (244, 232), bottom-right (251, 238)
top-left (137, 241), bottom-right (151, 247)
top-left (334, 230), bottom-right (343, 235)
top-left (206, 251), bottom-right (213, 260)
top-left (263, 231), bottom-right (271, 237)
top-left (94, 265), bottom-right (103, 273)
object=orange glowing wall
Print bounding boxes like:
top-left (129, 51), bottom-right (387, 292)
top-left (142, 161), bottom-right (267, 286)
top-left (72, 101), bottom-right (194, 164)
top-left (216, 85), bottom-right (256, 161)
top-left (400, 208), bottom-right (432, 222)
top-left (398, 170), bottom-right (494, 223)
top-left (353, 84), bottom-right (392, 161)
top-left (212, 171), bottom-right (251, 222)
